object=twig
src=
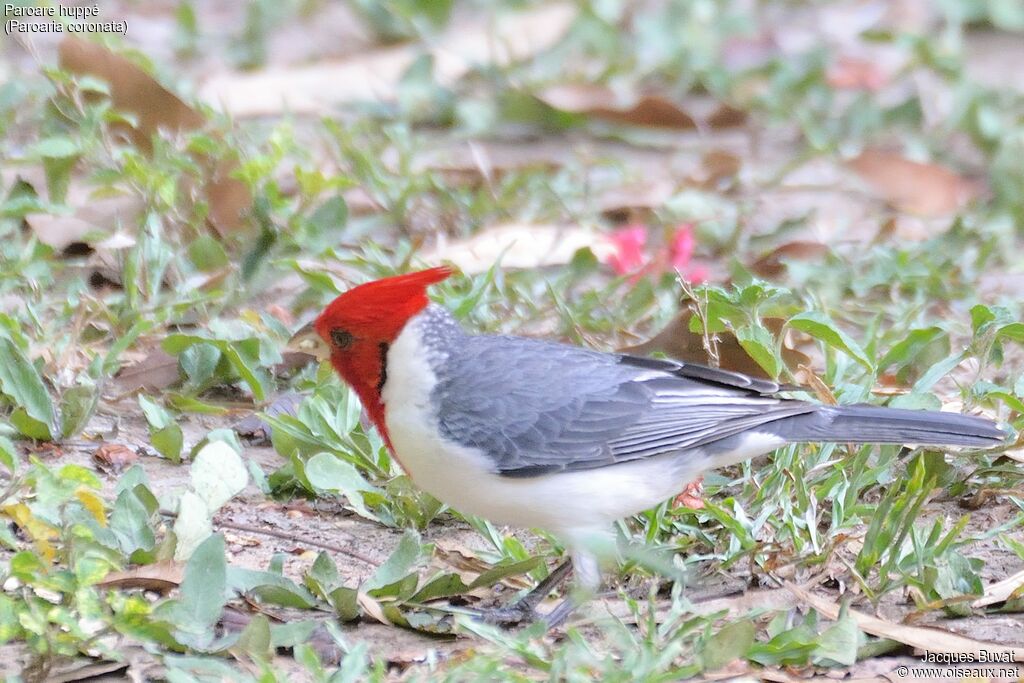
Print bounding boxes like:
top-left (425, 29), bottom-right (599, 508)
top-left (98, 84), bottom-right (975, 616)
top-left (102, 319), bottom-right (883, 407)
top-left (158, 508), bottom-right (379, 567)
top-left (677, 275), bottom-right (719, 368)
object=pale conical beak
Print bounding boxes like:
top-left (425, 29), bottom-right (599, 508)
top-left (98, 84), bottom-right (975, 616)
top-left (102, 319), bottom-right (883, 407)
top-left (287, 322), bottom-right (330, 361)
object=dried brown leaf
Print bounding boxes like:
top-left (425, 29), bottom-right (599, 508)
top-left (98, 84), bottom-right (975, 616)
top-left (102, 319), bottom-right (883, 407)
top-left (693, 149), bottom-right (742, 190)
top-left (24, 213), bottom-right (97, 251)
top-left (93, 443), bottom-right (139, 474)
top-left (59, 37), bottom-right (204, 147)
top-left (595, 178), bottom-right (677, 217)
top-left (973, 569), bottom-right (1024, 609)
top-left (44, 660), bottom-right (130, 683)
top-left (114, 348), bottom-right (180, 393)
top-left (7, 167), bottom-right (143, 251)
top-left (203, 156), bottom-right (251, 236)
top-left (59, 38), bottom-right (251, 234)
top-left (357, 591), bottom-right (391, 626)
top-left (749, 241), bottom-right (829, 279)
top-left (620, 311), bottom-right (809, 380)
top-left (787, 582), bottom-right (1024, 662)
top-left (200, 4), bottom-right (577, 117)
top-left (421, 223), bottom-right (616, 274)
top-left (796, 364), bottom-right (837, 406)
top-left (673, 478), bottom-right (705, 509)
top-left (848, 149), bottom-right (980, 217)
top-left (601, 587), bottom-right (798, 624)
top-left (537, 85), bottom-right (746, 130)
top-left (97, 561), bottom-right (184, 594)
top-left (538, 85), bottom-right (697, 128)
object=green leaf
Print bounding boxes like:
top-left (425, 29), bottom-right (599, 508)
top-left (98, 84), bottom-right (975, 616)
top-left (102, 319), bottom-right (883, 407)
top-left (305, 551), bottom-right (341, 598)
top-left (187, 235), bottom-right (229, 272)
top-left (59, 463), bottom-right (101, 488)
top-left (411, 573), bottom-right (470, 602)
top-left (912, 352), bottom-right (966, 393)
top-left (227, 567), bottom-right (317, 609)
top-left (60, 380), bottom-right (98, 438)
top-left (0, 436), bottom-right (17, 473)
top-left (165, 393), bottom-right (230, 415)
top-left (0, 594), bottom-right (23, 642)
top-left (190, 440), bottom-right (248, 512)
top-left (10, 409), bottom-right (52, 441)
top-left (151, 425), bottom-right (184, 463)
top-left (748, 625), bottom-right (818, 666)
top-left (788, 312), bottom-right (872, 371)
top-left (31, 136), bottom-right (80, 158)
top-left (173, 491), bottom-right (212, 561)
top-left (139, 395), bottom-right (171, 429)
top-left (467, 556), bottom-right (545, 590)
top-left (42, 155), bottom-right (76, 203)
top-left (269, 620), bottom-right (319, 649)
top-left (736, 325), bottom-right (780, 377)
top-left (140, 395), bottom-right (182, 462)
top-left (813, 608), bottom-right (859, 666)
top-left (233, 614), bottom-right (271, 659)
top-left (180, 343), bottom-right (220, 391)
top-left (169, 534), bottom-right (227, 634)
top-left (10, 551), bottom-right (44, 581)
top-left (109, 487), bottom-right (156, 556)
top-left (363, 530), bottom-right (424, 593)
top-left (305, 452), bottom-right (383, 522)
top-left (0, 337), bottom-right (56, 438)
top-left (702, 619), bottom-right (755, 671)
top-left (878, 327), bottom-right (947, 371)
top-left (308, 196), bottom-right (348, 232)
top-left (997, 322), bottom-right (1024, 343)
top-left (189, 428), bottom-right (244, 459)
top-left (970, 304), bottom-right (996, 334)
top-left (221, 343), bottom-right (269, 401)
top-left (329, 587), bottom-right (360, 621)
top-left (162, 335), bottom-right (271, 400)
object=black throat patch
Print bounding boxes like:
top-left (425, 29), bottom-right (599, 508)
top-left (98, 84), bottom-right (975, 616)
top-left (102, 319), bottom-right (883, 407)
top-left (377, 342), bottom-right (390, 393)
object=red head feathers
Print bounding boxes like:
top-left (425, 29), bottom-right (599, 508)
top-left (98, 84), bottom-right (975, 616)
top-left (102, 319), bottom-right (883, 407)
top-left (313, 266), bottom-right (454, 345)
top-left (307, 266), bottom-right (455, 443)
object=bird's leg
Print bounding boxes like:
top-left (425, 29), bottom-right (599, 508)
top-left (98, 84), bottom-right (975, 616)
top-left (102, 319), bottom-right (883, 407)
top-left (479, 559), bottom-right (573, 626)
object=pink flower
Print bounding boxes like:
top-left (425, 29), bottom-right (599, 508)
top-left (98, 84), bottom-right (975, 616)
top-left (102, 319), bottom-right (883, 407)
top-left (606, 225), bottom-right (648, 276)
top-left (667, 224), bottom-right (708, 283)
top-left (669, 224), bottom-right (696, 269)
top-left (603, 223), bottom-right (709, 283)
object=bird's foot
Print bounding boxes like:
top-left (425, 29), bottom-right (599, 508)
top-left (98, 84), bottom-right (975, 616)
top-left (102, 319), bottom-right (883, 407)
top-left (473, 559), bottom-right (575, 628)
top-left (478, 603), bottom-right (537, 627)
top-left (475, 597), bottom-right (576, 628)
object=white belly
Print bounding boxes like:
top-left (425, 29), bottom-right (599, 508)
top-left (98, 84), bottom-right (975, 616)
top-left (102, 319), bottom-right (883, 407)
top-left (386, 402), bottom-right (703, 535)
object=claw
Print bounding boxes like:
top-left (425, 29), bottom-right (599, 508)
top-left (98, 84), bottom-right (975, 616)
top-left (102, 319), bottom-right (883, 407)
top-left (479, 603), bottom-right (538, 626)
top-left (472, 559), bottom-right (575, 629)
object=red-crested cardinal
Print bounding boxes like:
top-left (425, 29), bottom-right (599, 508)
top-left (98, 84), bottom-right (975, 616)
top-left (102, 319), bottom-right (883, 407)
top-left (288, 266), bottom-right (1005, 625)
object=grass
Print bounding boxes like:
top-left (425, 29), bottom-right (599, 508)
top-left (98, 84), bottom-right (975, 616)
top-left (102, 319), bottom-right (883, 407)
top-left (1, 0), bottom-right (1023, 680)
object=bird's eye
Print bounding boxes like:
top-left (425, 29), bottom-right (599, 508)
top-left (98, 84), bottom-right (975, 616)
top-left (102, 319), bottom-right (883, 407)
top-left (330, 328), bottom-right (354, 349)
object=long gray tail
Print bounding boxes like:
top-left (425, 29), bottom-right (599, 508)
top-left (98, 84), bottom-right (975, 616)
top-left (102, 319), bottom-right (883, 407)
top-left (772, 404), bottom-right (1005, 448)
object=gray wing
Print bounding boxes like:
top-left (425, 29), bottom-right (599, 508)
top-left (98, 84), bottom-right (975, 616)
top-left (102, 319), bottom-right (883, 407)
top-left (433, 335), bottom-right (816, 477)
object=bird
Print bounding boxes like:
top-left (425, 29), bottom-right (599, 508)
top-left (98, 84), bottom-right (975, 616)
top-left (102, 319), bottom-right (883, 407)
top-left (288, 266), bottom-right (1006, 626)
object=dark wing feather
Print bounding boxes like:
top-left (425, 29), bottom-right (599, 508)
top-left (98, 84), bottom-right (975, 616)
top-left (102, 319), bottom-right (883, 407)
top-left (433, 338), bottom-right (812, 477)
